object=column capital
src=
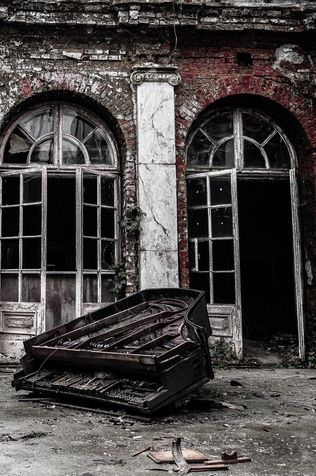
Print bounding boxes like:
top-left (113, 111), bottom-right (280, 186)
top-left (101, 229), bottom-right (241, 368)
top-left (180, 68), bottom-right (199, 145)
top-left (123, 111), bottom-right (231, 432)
top-left (131, 64), bottom-right (181, 86)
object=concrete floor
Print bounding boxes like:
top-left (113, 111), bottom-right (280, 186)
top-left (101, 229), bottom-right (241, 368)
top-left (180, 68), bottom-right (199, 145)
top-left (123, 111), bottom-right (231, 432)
top-left (0, 366), bottom-right (315, 476)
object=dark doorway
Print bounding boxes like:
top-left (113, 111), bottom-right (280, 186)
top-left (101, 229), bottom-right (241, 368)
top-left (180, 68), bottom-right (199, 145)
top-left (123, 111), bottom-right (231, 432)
top-left (238, 179), bottom-right (297, 348)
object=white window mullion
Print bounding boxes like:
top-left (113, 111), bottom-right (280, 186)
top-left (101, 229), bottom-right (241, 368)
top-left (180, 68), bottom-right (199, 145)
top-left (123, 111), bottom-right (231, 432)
top-left (75, 168), bottom-right (83, 317)
top-left (18, 173), bottom-right (22, 302)
top-left (40, 166), bottom-right (47, 331)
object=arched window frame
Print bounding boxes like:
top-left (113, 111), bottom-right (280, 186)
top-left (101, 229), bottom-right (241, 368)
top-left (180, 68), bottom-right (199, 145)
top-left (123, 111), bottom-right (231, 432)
top-left (186, 108), bottom-right (297, 174)
top-left (0, 101), bottom-right (121, 319)
top-left (0, 102), bottom-right (118, 171)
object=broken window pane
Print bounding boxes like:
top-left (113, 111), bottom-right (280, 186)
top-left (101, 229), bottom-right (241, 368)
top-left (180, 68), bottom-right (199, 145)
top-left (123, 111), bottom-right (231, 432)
top-left (265, 134), bottom-right (291, 169)
top-left (83, 176), bottom-right (97, 204)
top-left (213, 272), bottom-right (235, 304)
top-left (211, 207), bottom-right (232, 238)
top-left (101, 178), bottom-right (114, 206)
top-left (23, 238), bottom-right (41, 269)
top-left (83, 205), bottom-right (98, 237)
top-left (83, 238), bottom-right (97, 269)
top-left (101, 240), bottom-right (115, 270)
top-left (23, 205), bottom-right (41, 236)
top-left (198, 241), bottom-right (210, 271)
top-left (244, 140), bottom-right (266, 169)
top-left (189, 272), bottom-right (210, 303)
top-left (63, 110), bottom-right (94, 141)
top-left (1, 239), bottom-right (19, 269)
top-left (23, 175), bottom-right (41, 203)
top-left (213, 240), bottom-right (234, 271)
top-left (85, 129), bottom-right (112, 165)
top-left (22, 274), bottom-right (40, 302)
top-left (188, 209), bottom-right (208, 238)
top-left (202, 112), bottom-right (233, 143)
top-left (101, 275), bottom-right (114, 302)
top-left (187, 177), bottom-right (207, 207)
top-left (3, 128), bottom-right (32, 164)
top-left (187, 130), bottom-right (212, 168)
top-left (20, 109), bottom-right (54, 139)
top-left (62, 137), bottom-right (85, 165)
top-left (209, 177), bottom-right (231, 205)
top-left (31, 138), bottom-right (54, 164)
top-left (83, 275), bottom-right (98, 303)
top-left (1, 274), bottom-right (18, 301)
top-left (212, 139), bottom-right (234, 168)
top-left (2, 207), bottom-right (19, 237)
top-left (101, 208), bottom-right (115, 238)
top-left (242, 112), bottom-right (274, 144)
top-left (2, 177), bottom-right (20, 205)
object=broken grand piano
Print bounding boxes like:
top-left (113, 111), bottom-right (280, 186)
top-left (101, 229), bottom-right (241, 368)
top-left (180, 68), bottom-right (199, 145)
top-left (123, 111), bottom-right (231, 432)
top-left (13, 288), bottom-right (213, 415)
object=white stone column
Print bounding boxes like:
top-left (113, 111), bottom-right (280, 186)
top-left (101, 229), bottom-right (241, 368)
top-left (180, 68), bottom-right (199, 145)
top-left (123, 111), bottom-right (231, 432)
top-left (131, 65), bottom-right (181, 289)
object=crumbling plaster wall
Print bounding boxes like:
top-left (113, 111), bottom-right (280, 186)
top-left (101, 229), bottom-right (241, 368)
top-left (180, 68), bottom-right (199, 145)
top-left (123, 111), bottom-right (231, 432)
top-left (0, 1), bottom-right (315, 312)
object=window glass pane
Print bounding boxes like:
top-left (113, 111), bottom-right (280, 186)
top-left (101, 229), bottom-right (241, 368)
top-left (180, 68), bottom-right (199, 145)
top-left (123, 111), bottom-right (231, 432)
top-left (242, 112), bottom-right (274, 143)
top-left (23, 205), bottom-right (41, 236)
top-left (188, 209), bottom-right (208, 238)
top-left (101, 275), bottom-right (114, 303)
top-left (2, 177), bottom-right (20, 205)
top-left (101, 178), bottom-right (114, 206)
top-left (62, 137), bottom-right (85, 165)
top-left (2, 207), bottom-right (19, 237)
top-left (202, 112), bottom-right (233, 143)
top-left (83, 205), bottom-right (97, 237)
top-left (83, 274), bottom-right (98, 303)
top-left (85, 129), bottom-right (112, 165)
top-left (4, 128), bottom-right (32, 164)
top-left (46, 275), bottom-right (75, 329)
top-left (211, 207), bottom-right (232, 238)
top-left (209, 177), bottom-right (231, 205)
top-left (1, 274), bottom-right (18, 301)
top-left (83, 238), bottom-right (97, 269)
top-left (23, 175), bottom-right (41, 203)
top-left (187, 178), bottom-right (207, 207)
top-left (212, 139), bottom-right (234, 168)
top-left (83, 176), bottom-right (97, 204)
top-left (213, 272), bottom-right (235, 304)
top-left (63, 110), bottom-right (94, 141)
top-left (187, 131), bottom-right (212, 168)
top-left (22, 274), bottom-right (40, 302)
top-left (101, 208), bottom-right (115, 238)
top-left (265, 134), bottom-right (291, 169)
top-left (198, 241), bottom-right (210, 271)
top-left (23, 238), bottom-right (41, 268)
top-left (31, 138), bottom-right (54, 164)
top-left (213, 240), bottom-right (234, 271)
top-left (244, 140), bottom-right (266, 169)
top-left (2, 239), bottom-right (19, 269)
top-left (20, 109), bottom-right (54, 139)
top-left (189, 272), bottom-right (210, 303)
top-left (101, 241), bottom-right (115, 270)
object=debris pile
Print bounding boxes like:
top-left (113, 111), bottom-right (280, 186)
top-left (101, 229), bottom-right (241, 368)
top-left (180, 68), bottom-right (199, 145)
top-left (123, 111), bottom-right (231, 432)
top-left (13, 288), bottom-right (213, 415)
top-left (145, 438), bottom-right (251, 473)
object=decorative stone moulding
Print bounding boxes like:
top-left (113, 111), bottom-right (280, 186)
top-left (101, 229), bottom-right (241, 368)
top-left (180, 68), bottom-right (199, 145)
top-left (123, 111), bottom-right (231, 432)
top-left (131, 65), bottom-right (181, 86)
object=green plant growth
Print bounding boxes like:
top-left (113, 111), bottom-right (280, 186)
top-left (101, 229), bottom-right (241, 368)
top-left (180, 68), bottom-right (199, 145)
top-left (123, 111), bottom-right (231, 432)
top-left (121, 206), bottom-right (145, 236)
top-left (106, 263), bottom-right (127, 300)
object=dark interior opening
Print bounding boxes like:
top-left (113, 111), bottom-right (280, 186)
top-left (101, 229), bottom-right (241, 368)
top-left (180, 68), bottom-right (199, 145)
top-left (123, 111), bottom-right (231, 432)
top-left (47, 177), bottom-right (76, 271)
top-left (238, 179), bottom-right (297, 343)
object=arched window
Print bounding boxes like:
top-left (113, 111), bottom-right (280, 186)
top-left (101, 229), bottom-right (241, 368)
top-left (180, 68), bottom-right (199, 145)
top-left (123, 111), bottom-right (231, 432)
top-left (187, 109), bottom-right (294, 171)
top-left (1, 103), bottom-right (116, 167)
top-left (186, 107), bottom-right (303, 358)
top-left (0, 102), bottom-right (119, 336)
